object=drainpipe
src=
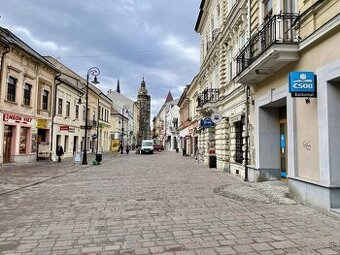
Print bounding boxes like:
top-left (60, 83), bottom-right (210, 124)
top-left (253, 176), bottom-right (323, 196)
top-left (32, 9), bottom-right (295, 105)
top-left (50, 73), bottom-right (62, 161)
top-left (0, 46), bottom-right (10, 107)
top-left (244, 85), bottom-right (250, 181)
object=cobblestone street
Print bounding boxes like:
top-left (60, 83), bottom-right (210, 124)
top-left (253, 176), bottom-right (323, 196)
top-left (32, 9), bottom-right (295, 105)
top-left (0, 151), bottom-right (339, 255)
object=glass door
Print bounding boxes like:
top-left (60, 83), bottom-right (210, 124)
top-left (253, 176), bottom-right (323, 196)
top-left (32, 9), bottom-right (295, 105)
top-left (280, 119), bottom-right (288, 179)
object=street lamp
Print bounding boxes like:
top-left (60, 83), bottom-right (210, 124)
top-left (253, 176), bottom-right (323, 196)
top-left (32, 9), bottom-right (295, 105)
top-left (120, 105), bottom-right (129, 154)
top-left (82, 67), bottom-right (100, 165)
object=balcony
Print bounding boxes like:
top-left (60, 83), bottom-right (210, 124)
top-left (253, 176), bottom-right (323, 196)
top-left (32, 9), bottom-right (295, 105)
top-left (235, 13), bottom-right (299, 85)
top-left (198, 88), bottom-right (219, 107)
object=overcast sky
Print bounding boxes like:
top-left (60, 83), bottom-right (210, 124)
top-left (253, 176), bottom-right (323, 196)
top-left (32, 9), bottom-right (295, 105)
top-left (0, 0), bottom-right (200, 117)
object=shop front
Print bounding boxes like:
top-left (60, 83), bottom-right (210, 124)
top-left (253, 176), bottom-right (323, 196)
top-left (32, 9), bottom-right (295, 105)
top-left (2, 112), bottom-right (36, 163)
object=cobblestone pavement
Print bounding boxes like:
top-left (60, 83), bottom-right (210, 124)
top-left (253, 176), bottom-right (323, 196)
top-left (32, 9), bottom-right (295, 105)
top-left (0, 151), bottom-right (339, 255)
top-left (0, 153), bottom-right (113, 195)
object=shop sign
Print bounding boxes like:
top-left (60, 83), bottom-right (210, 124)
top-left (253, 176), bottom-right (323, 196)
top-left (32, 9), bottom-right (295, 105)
top-left (211, 112), bottom-right (222, 124)
top-left (37, 119), bottom-right (48, 129)
top-left (202, 117), bottom-right (213, 128)
top-left (289, 71), bottom-right (317, 97)
top-left (68, 126), bottom-right (75, 133)
top-left (59, 125), bottom-right (69, 131)
top-left (3, 113), bottom-right (32, 124)
top-left (229, 114), bottom-right (242, 123)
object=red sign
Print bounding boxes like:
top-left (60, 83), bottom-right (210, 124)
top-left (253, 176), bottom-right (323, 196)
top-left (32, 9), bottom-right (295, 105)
top-left (3, 113), bottom-right (32, 124)
top-left (59, 125), bottom-right (69, 131)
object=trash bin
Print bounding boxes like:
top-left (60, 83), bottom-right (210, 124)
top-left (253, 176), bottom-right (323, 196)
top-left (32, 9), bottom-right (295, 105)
top-left (209, 155), bottom-right (217, 168)
top-left (95, 153), bottom-right (102, 164)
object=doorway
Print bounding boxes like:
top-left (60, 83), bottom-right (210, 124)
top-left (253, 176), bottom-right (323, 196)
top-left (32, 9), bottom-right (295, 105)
top-left (3, 125), bottom-right (13, 163)
top-left (73, 136), bottom-right (78, 153)
top-left (279, 107), bottom-right (288, 179)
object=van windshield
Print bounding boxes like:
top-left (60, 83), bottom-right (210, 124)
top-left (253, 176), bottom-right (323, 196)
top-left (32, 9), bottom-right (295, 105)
top-left (142, 141), bottom-right (153, 146)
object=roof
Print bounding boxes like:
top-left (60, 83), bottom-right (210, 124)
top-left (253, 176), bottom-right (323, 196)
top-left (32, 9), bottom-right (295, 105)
top-left (194, 0), bottom-right (206, 32)
top-left (45, 56), bottom-right (112, 102)
top-left (165, 90), bottom-right (174, 103)
top-left (0, 26), bottom-right (57, 71)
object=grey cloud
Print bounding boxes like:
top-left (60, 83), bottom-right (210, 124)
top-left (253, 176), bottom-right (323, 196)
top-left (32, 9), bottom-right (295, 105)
top-left (1, 0), bottom-right (200, 116)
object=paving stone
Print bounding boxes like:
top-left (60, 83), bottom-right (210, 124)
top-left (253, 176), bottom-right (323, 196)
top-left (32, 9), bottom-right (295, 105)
top-left (0, 152), bottom-right (339, 255)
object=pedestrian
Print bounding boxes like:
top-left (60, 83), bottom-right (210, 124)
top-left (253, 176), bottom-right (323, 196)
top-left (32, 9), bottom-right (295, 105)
top-left (176, 148), bottom-right (179, 153)
top-left (56, 145), bottom-right (64, 162)
top-left (126, 145), bottom-right (130, 154)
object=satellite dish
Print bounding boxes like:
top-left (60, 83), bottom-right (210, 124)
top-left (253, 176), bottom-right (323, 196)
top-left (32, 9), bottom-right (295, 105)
top-left (211, 112), bottom-right (222, 123)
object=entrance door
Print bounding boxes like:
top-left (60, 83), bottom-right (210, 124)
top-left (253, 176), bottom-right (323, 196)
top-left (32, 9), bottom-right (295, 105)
top-left (73, 136), bottom-right (78, 153)
top-left (3, 125), bottom-right (13, 163)
top-left (279, 109), bottom-right (288, 178)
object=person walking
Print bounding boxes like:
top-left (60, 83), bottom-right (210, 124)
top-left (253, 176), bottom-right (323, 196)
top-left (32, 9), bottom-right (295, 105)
top-left (126, 145), bottom-right (130, 154)
top-left (56, 145), bottom-right (64, 162)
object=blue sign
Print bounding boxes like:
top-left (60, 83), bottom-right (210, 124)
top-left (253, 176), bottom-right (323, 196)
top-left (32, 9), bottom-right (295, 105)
top-left (280, 134), bottom-right (285, 149)
top-left (202, 118), bottom-right (213, 128)
top-left (289, 71), bottom-right (316, 97)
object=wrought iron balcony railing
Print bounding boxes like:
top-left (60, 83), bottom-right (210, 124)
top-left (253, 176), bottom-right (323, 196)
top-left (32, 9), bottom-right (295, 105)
top-left (197, 88), bottom-right (219, 108)
top-left (236, 13), bottom-right (299, 76)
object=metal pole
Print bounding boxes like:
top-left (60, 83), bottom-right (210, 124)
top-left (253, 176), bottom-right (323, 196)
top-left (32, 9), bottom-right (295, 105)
top-left (121, 110), bottom-right (124, 154)
top-left (96, 98), bottom-right (99, 154)
top-left (82, 74), bottom-right (89, 164)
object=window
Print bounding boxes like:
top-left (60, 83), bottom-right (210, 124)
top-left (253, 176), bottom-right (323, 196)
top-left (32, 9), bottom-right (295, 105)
top-left (7, 76), bottom-right (17, 102)
top-left (83, 106), bottom-right (86, 121)
top-left (66, 101), bottom-right (70, 117)
top-left (58, 98), bottom-right (63, 115)
top-left (23, 83), bottom-right (32, 106)
top-left (75, 105), bottom-right (79, 119)
top-left (239, 33), bottom-right (246, 50)
top-left (264, 0), bottom-right (273, 21)
top-left (19, 127), bottom-right (29, 154)
top-left (42, 90), bottom-right (49, 110)
top-left (234, 119), bottom-right (244, 164)
top-left (227, 47), bottom-right (233, 81)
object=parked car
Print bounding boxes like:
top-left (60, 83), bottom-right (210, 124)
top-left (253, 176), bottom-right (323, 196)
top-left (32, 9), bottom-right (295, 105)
top-left (141, 140), bottom-right (154, 154)
top-left (154, 144), bottom-right (164, 151)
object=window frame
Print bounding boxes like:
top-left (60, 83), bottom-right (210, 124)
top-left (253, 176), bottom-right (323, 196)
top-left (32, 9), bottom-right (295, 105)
top-left (66, 101), bottom-right (71, 117)
top-left (7, 76), bottom-right (17, 102)
top-left (42, 90), bottom-right (49, 110)
top-left (23, 82), bottom-right (32, 106)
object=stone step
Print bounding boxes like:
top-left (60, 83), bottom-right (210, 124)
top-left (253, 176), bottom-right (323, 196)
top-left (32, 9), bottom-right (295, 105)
top-left (330, 208), bottom-right (340, 219)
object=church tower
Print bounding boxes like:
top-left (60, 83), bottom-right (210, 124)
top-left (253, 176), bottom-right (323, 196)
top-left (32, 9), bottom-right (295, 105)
top-left (137, 78), bottom-right (151, 144)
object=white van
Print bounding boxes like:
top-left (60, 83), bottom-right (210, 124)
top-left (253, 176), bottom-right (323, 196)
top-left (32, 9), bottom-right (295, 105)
top-left (141, 140), bottom-right (154, 154)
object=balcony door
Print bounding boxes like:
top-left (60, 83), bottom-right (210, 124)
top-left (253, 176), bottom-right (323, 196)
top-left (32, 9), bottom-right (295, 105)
top-left (283, 0), bottom-right (296, 13)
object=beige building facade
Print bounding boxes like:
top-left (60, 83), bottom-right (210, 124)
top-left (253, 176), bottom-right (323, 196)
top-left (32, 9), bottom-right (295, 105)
top-left (194, 0), bottom-right (340, 210)
top-left (0, 27), bottom-right (58, 163)
top-left (45, 57), bottom-right (112, 161)
top-left (234, 0), bottom-right (340, 211)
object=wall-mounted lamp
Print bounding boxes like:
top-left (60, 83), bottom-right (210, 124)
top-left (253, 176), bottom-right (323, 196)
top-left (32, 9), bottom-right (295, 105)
top-left (305, 98), bottom-right (311, 104)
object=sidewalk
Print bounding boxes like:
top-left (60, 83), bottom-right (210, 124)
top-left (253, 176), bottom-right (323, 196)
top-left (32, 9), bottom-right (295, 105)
top-left (0, 152), bottom-right (117, 195)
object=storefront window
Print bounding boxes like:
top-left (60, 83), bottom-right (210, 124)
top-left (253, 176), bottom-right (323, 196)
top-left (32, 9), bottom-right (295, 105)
top-left (19, 127), bottom-right (28, 154)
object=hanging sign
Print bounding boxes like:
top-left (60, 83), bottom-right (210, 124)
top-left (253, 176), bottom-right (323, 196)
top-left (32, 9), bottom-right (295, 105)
top-left (289, 71), bottom-right (317, 97)
top-left (202, 117), bottom-right (213, 128)
top-left (211, 112), bottom-right (222, 124)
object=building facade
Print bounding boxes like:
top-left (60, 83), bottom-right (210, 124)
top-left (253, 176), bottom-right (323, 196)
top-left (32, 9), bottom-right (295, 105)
top-left (192, 0), bottom-right (340, 211)
top-left (46, 56), bottom-right (112, 161)
top-left (0, 27), bottom-right (58, 163)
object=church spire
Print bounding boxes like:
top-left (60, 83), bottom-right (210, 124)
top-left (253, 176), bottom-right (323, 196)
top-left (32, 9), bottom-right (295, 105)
top-left (116, 79), bottom-right (121, 93)
top-left (165, 90), bottom-right (174, 103)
